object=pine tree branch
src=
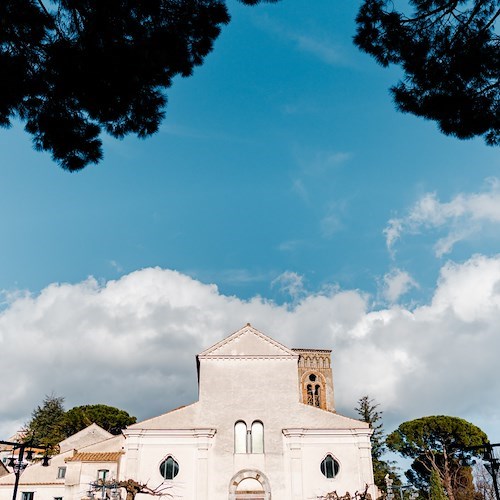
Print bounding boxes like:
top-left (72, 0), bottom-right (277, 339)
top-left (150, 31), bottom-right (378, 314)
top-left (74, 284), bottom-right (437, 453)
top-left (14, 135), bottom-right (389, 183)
top-left (36, 0), bottom-right (66, 39)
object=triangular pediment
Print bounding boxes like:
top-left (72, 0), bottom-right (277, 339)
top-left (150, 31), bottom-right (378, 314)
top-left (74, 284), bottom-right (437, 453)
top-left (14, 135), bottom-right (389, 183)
top-left (198, 324), bottom-right (297, 358)
top-left (59, 423), bottom-right (113, 453)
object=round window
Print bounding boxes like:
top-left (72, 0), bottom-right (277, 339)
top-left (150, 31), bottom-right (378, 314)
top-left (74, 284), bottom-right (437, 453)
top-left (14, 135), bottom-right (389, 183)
top-left (320, 454), bottom-right (339, 479)
top-left (159, 456), bottom-right (179, 480)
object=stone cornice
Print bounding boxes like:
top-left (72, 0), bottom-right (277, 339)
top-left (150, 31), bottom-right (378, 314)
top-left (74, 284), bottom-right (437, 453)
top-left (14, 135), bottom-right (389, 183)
top-left (197, 354), bottom-right (298, 360)
top-left (282, 428), bottom-right (372, 438)
top-left (123, 428), bottom-right (216, 439)
top-left (0, 482), bottom-right (62, 486)
top-left (292, 348), bottom-right (332, 353)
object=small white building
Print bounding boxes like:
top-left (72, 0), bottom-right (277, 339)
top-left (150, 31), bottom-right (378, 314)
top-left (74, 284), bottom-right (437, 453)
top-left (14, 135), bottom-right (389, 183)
top-left (0, 324), bottom-right (375, 500)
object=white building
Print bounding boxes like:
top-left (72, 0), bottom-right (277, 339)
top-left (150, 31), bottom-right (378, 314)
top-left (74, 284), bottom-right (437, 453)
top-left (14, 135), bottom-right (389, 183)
top-left (0, 324), bottom-right (376, 500)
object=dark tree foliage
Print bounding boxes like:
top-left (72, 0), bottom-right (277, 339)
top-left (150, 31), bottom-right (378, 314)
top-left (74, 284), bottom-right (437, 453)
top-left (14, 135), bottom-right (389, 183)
top-left (23, 395), bottom-right (137, 452)
top-left (355, 396), bottom-right (385, 459)
top-left (64, 404), bottom-right (137, 435)
top-left (355, 0), bottom-right (500, 146)
top-left (355, 396), bottom-right (400, 491)
top-left (24, 394), bottom-right (67, 452)
top-left (0, 0), bottom-right (276, 171)
top-left (407, 453), bottom-right (480, 499)
top-left (386, 415), bottom-right (488, 500)
top-left (429, 469), bottom-right (447, 500)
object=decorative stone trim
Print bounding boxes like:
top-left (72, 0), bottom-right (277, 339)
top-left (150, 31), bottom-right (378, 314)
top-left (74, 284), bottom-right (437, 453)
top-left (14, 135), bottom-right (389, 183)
top-left (228, 469), bottom-right (271, 500)
top-left (198, 324), bottom-right (297, 358)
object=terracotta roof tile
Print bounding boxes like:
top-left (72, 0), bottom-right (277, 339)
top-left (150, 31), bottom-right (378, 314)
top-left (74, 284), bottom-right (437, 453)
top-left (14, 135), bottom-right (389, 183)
top-left (66, 452), bottom-right (123, 462)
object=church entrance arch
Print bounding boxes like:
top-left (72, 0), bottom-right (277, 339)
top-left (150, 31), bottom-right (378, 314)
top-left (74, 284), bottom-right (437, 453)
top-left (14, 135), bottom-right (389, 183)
top-left (228, 469), bottom-right (271, 500)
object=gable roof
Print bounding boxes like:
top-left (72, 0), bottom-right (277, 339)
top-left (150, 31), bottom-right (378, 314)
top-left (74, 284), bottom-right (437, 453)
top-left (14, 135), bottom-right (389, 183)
top-left (59, 423), bottom-right (113, 453)
top-left (197, 323), bottom-right (298, 359)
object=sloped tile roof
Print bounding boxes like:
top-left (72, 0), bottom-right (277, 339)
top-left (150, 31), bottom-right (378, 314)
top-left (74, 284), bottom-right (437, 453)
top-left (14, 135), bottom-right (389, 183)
top-left (65, 452), bottom-right (123, 462)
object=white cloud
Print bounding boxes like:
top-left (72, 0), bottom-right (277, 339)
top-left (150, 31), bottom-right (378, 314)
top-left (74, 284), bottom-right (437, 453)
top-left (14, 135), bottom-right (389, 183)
top-left (209, 269), bottom-right (270, 285)
top-left (253, 14), bottom-right (344, 67)
top-left (277, 239), bottom-right (304, 252)
top-left (109, 260), bottom-right (123, 273)
top-left (385, 179), bottom-right (500, 257)
top-left (1, 259), bottom-right (500, 441)
top-left (320, 199), bottom-right (347, 238)
top-left (291, 178), bottom-right (309, 202)
top-left (382, 268), bottom-right (419, 303)
top-left (320, 211), bottom-right (342, 238)
top-left (298, 150), bottom-right (351, 176)
top-left (271, 271), bottom-right (306, 301)
top-left (294, 34), bottom-right (343, 65)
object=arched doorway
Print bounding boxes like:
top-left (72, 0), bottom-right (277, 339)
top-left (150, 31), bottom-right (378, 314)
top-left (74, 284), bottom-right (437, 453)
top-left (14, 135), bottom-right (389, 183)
top-left (228, 469), bottom-right (271, 500)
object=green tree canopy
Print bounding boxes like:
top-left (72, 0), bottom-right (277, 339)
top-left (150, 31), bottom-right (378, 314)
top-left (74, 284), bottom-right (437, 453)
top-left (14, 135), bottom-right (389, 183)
top-left (24, 395), bottom-right (137, 452)
top-left (386, 415), bottom-right (488, 500)
top-left (355, 0), bottom-right (500, 146)
top-left (0, 0), bottom-right (276, 171)
top-left (24, 394), bottom-right (66, 452)
top-left (429, 469), bottom-right (447, 500)
top-left (355, 395), bottom-right (400, 491)
top-left (64, 404), bottom-right (137, 436)
top-left (355, 396), bottom-right (385, 459)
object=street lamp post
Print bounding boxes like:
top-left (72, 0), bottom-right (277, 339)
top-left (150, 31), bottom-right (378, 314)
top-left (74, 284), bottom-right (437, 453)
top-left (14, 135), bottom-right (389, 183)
top-left (452, 441), bottom-right (500, 500)
top-left (87, 479), bottom-right (121, 500)
top-left (482, 443), bottom-right (500, 500)
top-left (0, 440), bottom-right (50, 500)
top-left (384, 475), bottom-right (418, 500)
top-left (385, 474), bottom-right (394, 500)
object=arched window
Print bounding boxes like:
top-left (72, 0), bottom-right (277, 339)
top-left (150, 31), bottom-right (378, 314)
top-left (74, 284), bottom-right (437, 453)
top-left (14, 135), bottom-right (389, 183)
top-left (235, 421), bottom-right (264, 454)
top-left (159, 456), bottom-right (179, 480)
top-left (234, 421), bottom-right (247, 453)
top-left (320, 455), bottom-right (340, 479)
top-left (305, 373), bottom-right (323, 408)
top-left (251, 421), bottom-right (264, 453)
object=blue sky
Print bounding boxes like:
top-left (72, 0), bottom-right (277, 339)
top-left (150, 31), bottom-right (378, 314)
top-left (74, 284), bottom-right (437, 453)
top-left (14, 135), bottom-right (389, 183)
top-left (1, 0), bottom-right (499, 302)
top-left (1, 0), bottom-right (500, 462)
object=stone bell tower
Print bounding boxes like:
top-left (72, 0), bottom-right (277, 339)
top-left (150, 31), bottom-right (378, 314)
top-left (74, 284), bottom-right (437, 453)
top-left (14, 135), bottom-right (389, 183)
top-left (292, 348), bottom-right (334, 412)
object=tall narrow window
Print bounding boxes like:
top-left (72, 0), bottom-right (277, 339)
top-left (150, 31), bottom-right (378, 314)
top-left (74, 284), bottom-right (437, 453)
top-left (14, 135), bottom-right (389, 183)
top-left (159, 456), bottom-right (179, 480)
top-left (306, 374), bottom-right (322, 408)
top-left (234, 421), bottom-right (247, 453)
top-left (57, 467), bottom-right (66, 479)
top-left (307, 384), bottom-right (314, 405)
top-left (314, 384), bottom-right (321, 407)
top-left (251, 421), bottom-right (264, 453)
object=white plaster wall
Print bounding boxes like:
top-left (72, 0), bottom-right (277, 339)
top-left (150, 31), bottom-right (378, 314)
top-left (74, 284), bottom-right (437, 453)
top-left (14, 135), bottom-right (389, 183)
top-left (0, 452), bottom-right (68, 500)
top-left (17, 484), bottom-right (64, 500)
top-left (124, 354), bottom-right (375, 499)
top-left (121, 432), bottom-right (214, 500)
top-left (66, 461), bottom-right (119, 500)
top-left (198, 358), bottom-right (300, 410)
top-left (283, 432), bottom-right (376, 499)
top-left (0, 480), bottom-right (64, 500)
top-left (198, 357), bottom-right (300, 498)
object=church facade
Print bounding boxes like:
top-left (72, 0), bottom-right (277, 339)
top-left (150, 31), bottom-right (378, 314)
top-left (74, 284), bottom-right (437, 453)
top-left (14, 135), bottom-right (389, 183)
top-left (0, 324), bottom-right (376, 499)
